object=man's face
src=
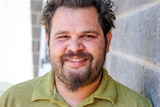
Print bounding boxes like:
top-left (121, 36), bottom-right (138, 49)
top-left (47, 6), bottom-right (108, 91)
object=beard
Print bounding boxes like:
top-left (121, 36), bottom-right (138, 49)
top-left (49, 50), bottom-right (106, 91)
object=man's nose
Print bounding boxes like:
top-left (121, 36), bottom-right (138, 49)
top-left (67, 38), bottom-right (84, 52)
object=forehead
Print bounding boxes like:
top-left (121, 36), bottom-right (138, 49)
top-left (54, 6), bottom-right (98, 15)
top-left (52, 6), bottom-right (99, 23)
top-left (50, 6), bottom-right (102, 33)
top-left (54, 5), bottom-right (97, 13)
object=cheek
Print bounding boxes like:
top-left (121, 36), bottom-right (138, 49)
top-left (85, 40), bottom-right (105, 55)
top-left (49, 41), bottom-right (67, 57)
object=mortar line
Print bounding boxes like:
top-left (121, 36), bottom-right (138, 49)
top-left (116, 0), bottom-right (160, 20)
top-left (110, 50), bottom-right (160, 73)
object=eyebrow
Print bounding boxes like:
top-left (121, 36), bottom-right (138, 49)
top-left (54, 31), bottom-right (69, 36)
top-left (54, 30), bottom-right (99, 36)
top-left (81, 30), bottom-right (99, 35)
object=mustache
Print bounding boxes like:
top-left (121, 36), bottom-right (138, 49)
top-left (61, 51), bottom-right (93, 61)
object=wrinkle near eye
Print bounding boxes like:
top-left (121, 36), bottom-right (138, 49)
top-left (56, 35), bottom-right (70, 41)
top-left (80, 34), bottom-right (97, 41)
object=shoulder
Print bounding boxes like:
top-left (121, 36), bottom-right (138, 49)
top-left (113, 79), bottom-right (152, 107)
top-left (0, 75), bottom-right (44, 106)
top-left (3, 76), bottom-right (42, 95)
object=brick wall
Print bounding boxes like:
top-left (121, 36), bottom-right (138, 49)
top-left (31, 0), bottom-right (43, 77)
top-left (105, 0), bottom-right (160, 107)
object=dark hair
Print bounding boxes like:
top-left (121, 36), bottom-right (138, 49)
top-left (41, 0), bottom-right (116, 41)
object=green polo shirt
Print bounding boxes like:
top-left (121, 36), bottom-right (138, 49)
top-left (0, 69), bottom-right (152, 107)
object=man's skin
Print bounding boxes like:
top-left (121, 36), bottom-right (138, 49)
top-left (46, 6), bottom-right (112, 107)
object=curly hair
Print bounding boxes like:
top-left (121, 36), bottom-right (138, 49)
top-left (41, 0), bottom-right (116, 40)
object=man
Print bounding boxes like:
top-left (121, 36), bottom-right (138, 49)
top-left (0, 0), bottom-right (152, 107)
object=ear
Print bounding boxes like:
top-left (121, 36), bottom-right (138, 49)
top-left (45, 33), bottom-right (49, 47)
top-left (45, 34), bottom-right (50, 55)
top-left (106, 31), bottom-right (112, 53)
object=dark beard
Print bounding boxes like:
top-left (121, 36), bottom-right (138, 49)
top-left (65, 63), bottom-right (92, 91)
top-left (51, 50), bottom-right (105, 91)
top-left (62, 51), bottom-right (94, 91)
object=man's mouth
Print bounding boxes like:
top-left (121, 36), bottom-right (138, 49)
top-left (69, 58), bottom-right (85, 63)
top-left (61, 51), bottom-right (93, 68)
top-left (65, 57), bottom-right (87, 68)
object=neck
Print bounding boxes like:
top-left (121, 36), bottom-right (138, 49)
top-left (55, 72), bottom-right (102, 107)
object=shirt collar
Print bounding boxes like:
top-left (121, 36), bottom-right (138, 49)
top-left (93, 68), bottom-right (117, 104)
top-left (31, 71), bottom-right (55, 101)
top-left (31, 68), bottom-right (117, 104)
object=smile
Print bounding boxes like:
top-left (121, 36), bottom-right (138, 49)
top-left (65, 58), bottom-right (87, 68)
top-left (69, 59), bottom-right (85, 63)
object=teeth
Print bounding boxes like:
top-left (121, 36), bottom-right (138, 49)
top-left (69, 59), bottom-right (84, 62)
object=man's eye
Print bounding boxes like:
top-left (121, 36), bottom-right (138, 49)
top-left (82, 35), bottom-right (95, 39)
top-left (57, 36), bottom-right (69, 40)
top-left (60, 36), bottom-right (69, 38)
